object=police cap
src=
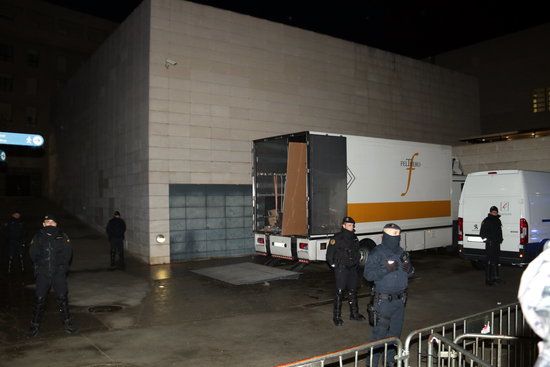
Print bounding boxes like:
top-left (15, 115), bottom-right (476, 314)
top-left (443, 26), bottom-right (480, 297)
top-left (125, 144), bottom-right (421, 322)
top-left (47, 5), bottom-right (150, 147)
top-left (383, 223), bottom-right (401, 231)
top-left (43, 214), bottom-right (58, 222)
top-left (342, 216), bottom-right (355, 224)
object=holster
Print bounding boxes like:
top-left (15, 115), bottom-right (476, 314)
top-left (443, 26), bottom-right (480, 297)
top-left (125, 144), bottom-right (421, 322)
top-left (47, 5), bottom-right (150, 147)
top-left (367, 301), bottom-right (377, 326)
top-left (367, 289), bottom-right (377, 326)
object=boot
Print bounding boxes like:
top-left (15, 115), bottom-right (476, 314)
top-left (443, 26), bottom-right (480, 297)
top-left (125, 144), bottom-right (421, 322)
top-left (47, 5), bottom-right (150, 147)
top-left (57, 296), bottom-right (78, 335)
top-left (19, 254), bottom-right (25, 272)
top-left (333, 289), bottom-right (344, 326)
top-left (485, 262), bottom-right (495, 286)
top-left (27, 296), bottom-right (45, 338)
top-left (493, 264), bottom-right (504, 284)
top-left (348, 290), bottom-right (366, 321)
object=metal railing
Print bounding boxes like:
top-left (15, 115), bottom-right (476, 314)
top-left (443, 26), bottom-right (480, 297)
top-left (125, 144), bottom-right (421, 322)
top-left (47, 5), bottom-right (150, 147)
top-left (275, 337), bottom-right (403, 367)
top-left (401, 302), bottom-right (536, 367)
top-left (276, 302), bottom-right (538, 367)
top-left (426, 333), bottom-right (538, 367)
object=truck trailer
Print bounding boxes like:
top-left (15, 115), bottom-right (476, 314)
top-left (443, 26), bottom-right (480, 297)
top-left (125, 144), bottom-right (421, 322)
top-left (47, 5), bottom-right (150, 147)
top-left (252, 131), bottom-right (457, 265)
top-left (458, 170), bottom-right (550, 265)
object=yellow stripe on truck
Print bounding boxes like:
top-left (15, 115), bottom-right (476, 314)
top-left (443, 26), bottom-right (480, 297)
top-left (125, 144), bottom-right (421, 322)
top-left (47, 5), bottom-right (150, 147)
top-left (348, 201), bottom-right (451, 223)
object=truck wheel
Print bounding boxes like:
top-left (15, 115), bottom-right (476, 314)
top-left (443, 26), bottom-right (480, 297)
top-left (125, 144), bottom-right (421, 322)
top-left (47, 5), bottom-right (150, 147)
top-left (359, 238), bottom-right (376, 266)
top-left (471, 260), bottom-right (485, 270)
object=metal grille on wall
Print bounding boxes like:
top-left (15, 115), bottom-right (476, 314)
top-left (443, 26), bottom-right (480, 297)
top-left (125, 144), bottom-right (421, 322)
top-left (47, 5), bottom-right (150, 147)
top-left (169, 184), bottom-right (254, 261)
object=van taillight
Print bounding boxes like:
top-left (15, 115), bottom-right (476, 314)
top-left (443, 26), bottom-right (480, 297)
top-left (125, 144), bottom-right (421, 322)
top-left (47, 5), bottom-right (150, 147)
top-left (488, 171), bottom-right (497, 174)
top-left (458, 217), bottom-right (463, 241)
top-left (257, 237), bottom-right (265, 244)
top-left (520, 218), bottom-right (528, 244)
top-left (299, 242), bottom-right (308, 250)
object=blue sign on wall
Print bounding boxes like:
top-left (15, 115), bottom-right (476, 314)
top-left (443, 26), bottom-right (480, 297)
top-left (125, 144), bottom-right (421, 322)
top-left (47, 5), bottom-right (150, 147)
top-left (0, 150), bottom-right (5, 162)
top-left (0, 132), bottom-right (44, 147)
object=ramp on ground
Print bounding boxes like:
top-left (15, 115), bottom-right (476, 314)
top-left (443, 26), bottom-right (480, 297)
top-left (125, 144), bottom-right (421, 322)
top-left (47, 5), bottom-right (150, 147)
top-left (191, 262), bottom-right (300, 285)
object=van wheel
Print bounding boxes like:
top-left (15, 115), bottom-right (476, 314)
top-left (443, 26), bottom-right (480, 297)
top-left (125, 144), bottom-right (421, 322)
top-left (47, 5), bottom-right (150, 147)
top-left (471, 260), bottom-right (485, 270)
top-left (359, 238), bottom-right (376, 266)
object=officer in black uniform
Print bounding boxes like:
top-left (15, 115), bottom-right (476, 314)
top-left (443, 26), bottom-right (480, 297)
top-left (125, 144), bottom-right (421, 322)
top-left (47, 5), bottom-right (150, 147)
top-left (326, 216), bottom-right (365, 326)
top-left (480, 205), bottom-right (503, 286)
top-left (6, 211), bottom-right (26, 273)
top-left (364, 223), bottom-right (414, 367)
top-left (106, 211), bottom-right (126, 269)
top-left (27, 214), bottom-right (77, 337)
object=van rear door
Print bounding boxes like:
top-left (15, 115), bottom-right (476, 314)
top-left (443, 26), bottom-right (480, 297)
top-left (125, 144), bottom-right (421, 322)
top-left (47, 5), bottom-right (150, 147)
top-left (460, 171), bottom-right (522, 262)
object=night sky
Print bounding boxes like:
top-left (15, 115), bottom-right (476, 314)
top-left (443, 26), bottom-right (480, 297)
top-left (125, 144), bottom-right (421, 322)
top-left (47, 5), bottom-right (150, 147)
top-left (44, 0), bottom-right (550, 59)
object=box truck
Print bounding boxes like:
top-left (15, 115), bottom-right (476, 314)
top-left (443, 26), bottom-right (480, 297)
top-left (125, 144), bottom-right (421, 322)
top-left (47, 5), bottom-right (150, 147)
top-left (458, 170), bottom-right (550, 265)
top-left (252, 131), bottom-right (458, 265)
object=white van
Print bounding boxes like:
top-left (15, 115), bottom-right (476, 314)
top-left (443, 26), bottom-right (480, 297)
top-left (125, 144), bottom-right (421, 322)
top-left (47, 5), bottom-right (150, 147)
top-left (458, 170), bottom-right (550, 265)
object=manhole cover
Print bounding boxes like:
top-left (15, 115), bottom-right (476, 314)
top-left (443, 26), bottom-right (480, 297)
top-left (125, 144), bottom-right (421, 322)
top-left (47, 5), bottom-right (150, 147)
top-left (88, 305), bottom-right (123, 313)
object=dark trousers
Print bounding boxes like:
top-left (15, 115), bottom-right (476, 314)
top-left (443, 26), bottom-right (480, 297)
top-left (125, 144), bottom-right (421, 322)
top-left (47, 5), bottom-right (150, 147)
top-left (35, 273), bottom-right (68, 298)
top-left (368, 297), bottom-right (405, 367)
top-left (485, 240), bottom-right (500, 264)
top-left (335, 266), bottom-right (359, 290)
top-left (109, 238), bottom-right (125, 264)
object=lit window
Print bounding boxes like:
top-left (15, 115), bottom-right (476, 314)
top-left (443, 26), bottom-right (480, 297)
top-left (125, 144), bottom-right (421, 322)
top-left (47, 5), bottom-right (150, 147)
top-left (533, 87), bottom-right (549, 113)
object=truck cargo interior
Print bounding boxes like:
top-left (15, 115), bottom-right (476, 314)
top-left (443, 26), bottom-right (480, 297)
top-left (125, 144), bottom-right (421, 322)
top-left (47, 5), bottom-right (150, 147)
top-left (253, 132), bottom-right (347, 237)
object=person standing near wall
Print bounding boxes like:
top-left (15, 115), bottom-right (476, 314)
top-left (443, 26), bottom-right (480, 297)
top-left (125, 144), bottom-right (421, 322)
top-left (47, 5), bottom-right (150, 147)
top-left (326, 216), bottom-right (366, 326)
top-left (480, 205), bottom-right (504, 286)
top-left (106, 211), bottom-right (126, 269)
top-left (28, 214), bottom-right (77, 337)
top-left (364, 223), bottom-right (414, 367)
top-left (6, 211), bottom-right (26, 273)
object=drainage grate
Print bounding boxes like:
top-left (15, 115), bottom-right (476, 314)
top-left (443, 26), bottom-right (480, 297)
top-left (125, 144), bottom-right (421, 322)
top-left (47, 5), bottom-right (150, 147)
top-left (88, 305), bottom-right (123, 313)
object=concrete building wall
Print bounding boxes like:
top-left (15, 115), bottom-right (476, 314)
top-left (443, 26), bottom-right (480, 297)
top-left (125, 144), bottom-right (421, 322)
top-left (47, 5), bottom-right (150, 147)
top-left (0, 0), bottom-right (117, 196)
top-left (453, 137), bottom-right (550, 174)
top-left (434, 23), bottom-right (550, 135)
top-left (53, 0), bottom-right (481, 264)
top-left (52, 2), bottom-right (151, 261)
top-left (147, 0), bottom-right (480, 263)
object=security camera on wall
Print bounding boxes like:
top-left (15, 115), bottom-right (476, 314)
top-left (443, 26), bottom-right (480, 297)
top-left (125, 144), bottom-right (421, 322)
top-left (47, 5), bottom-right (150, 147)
top-left (165, 59), bottom-right (177, 68)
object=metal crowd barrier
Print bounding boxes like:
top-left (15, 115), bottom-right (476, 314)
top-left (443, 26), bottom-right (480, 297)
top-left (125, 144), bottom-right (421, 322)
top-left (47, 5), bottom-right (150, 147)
top-left (276, 302), bottom-right (538, 367)
top-left (402, 302), bottom-right (536, 367)
top-left (426, 333), bottom-right (538, 367)
top-left (275, 337), bottom-right (403, 367)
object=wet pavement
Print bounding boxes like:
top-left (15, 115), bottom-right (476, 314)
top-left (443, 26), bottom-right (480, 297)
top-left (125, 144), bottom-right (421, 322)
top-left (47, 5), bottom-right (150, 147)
top-left (0, 197), bottom-right (526, 367)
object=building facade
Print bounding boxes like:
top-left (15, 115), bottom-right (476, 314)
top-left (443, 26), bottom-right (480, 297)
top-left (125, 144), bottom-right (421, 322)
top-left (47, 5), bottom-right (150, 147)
top-left (434, 23), bottom-right (550, 135)
top-left (52, 0), bottom-right (480, 264)
top-left (0, 0), bottom-right (116, 196)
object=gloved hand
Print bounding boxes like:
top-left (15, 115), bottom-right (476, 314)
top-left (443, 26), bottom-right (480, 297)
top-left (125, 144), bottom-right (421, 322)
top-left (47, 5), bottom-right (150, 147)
top-left (385, 260), bottom-right (398, 272)
top-left (402, 261), bottom-right (411, 273)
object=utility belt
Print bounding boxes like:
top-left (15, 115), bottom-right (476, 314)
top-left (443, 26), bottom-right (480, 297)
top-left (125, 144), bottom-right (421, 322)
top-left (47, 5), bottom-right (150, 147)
top-left (374, 290), bottom-right (407, 302)
top-left (367, 289), bottom-right (408, 327)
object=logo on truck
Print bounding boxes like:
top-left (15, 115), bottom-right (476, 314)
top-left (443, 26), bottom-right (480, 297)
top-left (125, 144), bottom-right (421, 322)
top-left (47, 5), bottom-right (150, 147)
top-left (401, 152), bottom-right (420, 197)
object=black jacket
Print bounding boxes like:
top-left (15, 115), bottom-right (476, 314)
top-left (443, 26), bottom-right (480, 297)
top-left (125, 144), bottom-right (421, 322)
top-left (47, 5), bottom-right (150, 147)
top-left (106, 217), bottom-right (126, 240)
top-left (6, 217), bottom-right (26, 245)
top-left (326, 228), bottom-right (361, 267)
top-left (29, 226), bottom-right (72, 277)
top-left (480, 214), bottom-right (503, 244)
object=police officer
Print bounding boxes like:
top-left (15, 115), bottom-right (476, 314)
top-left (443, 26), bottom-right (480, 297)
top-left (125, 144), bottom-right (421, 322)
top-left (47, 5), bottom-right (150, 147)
top-left (480, 205), bottom-right (503, 286)
top-left (106, 211), bottom-right (126, 269)
top-left (6, 211), bottom-right (26, 273)
top-left (27, 215), bottom-right (77, 337)
top-left (364, 223), bottom-right (414, 367)
top-left (326, 216), bottom-right (365, 326)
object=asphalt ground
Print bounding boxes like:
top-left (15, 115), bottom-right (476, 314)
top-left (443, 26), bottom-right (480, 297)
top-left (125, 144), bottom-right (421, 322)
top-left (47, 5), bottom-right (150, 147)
top-left (0, 197), bottom-right (526, 367)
